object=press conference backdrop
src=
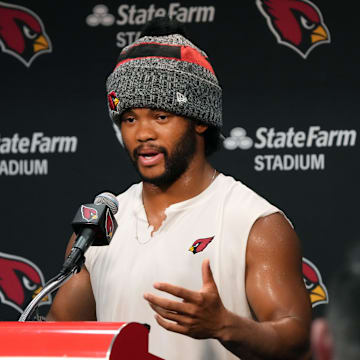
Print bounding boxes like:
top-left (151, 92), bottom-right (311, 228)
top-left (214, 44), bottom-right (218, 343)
top-left (0, 0), bottom-right (358, 321)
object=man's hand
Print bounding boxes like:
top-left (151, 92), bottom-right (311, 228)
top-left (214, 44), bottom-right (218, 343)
top-left (144, 214), bottom-right (311, 360)
top-left (143, 258), bottom-right (228, 339)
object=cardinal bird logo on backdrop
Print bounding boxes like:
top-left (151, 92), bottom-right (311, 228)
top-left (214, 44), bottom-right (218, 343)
top-left (0, 2), bottom-right (52, 67)
top-left (302, 257), bottom-right (328, 307)
top-left (0, 252), bottom-right (51, 314)
top-left (256, 0), bottom-right (330, 58)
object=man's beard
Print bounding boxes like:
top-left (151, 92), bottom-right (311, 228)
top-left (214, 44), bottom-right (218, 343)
top-left (127, 121), bottom-right (197, 187)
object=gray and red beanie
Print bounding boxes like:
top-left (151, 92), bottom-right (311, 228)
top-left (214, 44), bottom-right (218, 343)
top-left (106, 17), bottom-right (222, 129)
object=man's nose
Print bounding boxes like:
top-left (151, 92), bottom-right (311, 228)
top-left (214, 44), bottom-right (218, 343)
top-left (136, 120), bottom-right (157, 142)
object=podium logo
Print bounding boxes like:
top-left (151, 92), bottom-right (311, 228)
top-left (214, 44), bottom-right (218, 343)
top-left (0, 252), bottom-right (51, 316)
top-left (0, 2), bottom-right (52, 67)
top-left (256, 0), bottom-right (330, 59)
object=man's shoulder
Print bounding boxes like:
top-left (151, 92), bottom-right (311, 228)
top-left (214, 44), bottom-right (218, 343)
top-left (219, 174), bottom-right (273, 207)
top-left (218, 173), bottom-right (283, 223)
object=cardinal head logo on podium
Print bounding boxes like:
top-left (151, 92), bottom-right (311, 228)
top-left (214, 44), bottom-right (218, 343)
top-left (0, 251), bottom-right (51, 316)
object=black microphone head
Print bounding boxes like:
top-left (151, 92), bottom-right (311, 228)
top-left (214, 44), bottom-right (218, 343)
top-left (94, 192), bottom-right (119, 215)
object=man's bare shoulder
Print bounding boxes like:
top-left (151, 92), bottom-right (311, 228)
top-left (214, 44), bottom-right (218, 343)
top-left (247, 212), bottom-right (299, 263)
top-left (245, 212), bottom-right (311, 323)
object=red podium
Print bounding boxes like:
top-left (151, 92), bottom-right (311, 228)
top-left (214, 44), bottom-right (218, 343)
top-left (0, 322), bottom-right (164, 359)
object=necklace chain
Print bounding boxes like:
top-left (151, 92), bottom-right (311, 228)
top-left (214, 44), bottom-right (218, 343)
top-left (211, 168), bottom-right (217, 183)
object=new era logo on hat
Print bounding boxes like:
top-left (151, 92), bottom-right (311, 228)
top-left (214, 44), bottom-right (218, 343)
top-left (176, 92), bottom-right (187, 104)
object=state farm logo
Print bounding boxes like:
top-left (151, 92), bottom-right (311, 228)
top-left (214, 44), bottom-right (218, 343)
top-left (86, 5), bottom-right (115, 27)
top-left (0, 2), bottom-right (52, 67)
top-left (224, 126), bottom-right (357, 171)
top-left (0, 132), bottom-right (78, 176)
top-left (256, 0), bottom-right (330, 59)
top-left (223, 128), bottom-right (253, 150)
top-left (86, 3), bottom-right (216, 48)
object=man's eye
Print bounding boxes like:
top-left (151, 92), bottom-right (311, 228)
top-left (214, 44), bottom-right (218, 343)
top-left (123, 117), bottom-right (135, 123)
top-left (157, 115), bottom-right (168, 121)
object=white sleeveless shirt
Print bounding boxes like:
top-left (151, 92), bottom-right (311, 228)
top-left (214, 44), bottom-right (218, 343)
top-left (85, 173), bottom-right (282, 360)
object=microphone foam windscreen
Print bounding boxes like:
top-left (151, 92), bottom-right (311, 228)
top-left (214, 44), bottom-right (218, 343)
top-left (94, 192), bottom-right (119, 215)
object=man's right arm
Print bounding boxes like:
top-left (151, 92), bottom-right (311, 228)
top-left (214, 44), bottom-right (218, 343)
top-left (46, 233), bottom-right (97, 321)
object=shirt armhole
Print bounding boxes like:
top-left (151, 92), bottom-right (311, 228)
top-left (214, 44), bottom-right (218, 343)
top-left (259, 208), bottom-right (294, 229)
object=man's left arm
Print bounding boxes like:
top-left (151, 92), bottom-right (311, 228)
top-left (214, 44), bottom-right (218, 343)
top-left (218, 212), bottom-right (312, 359)
top-left (144, 212), bottom-right (312, 360)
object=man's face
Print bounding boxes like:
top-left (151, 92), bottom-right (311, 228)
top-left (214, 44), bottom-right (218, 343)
top-left (120, 108), bottom-right (197, 186)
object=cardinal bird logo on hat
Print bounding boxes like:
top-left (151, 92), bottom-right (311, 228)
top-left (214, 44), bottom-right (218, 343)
top-left (0, 252), bottom-right (51, 315)
top-left (256, 0), bottom-right (330, 58)
top-left (302, 257), bottom-right (328, 307)
top-left (0, 2), bottom-right (52, 67)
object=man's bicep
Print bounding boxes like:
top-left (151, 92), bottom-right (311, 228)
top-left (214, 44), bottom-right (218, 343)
top-left (245, 212), bottom-right (311, 324)
top-left (47, 265), bottom-right (96, 321)
top-left (47, 233), bottom-right (96, 321)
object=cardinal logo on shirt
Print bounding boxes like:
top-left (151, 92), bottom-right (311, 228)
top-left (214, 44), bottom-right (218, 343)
top-left (188, 236), bottom-right (214, 254)
top-left (302, 257), bottom-right (328, 307)
top-left (256, 0), bottom-right (330, 58)
top-left (0, 2), bottom-right (52, 67)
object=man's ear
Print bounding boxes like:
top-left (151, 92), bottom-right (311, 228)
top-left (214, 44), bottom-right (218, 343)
top-left (311, 318), bottom-right (334, 360)
top-left (195, 123), bottom-right (208, 135)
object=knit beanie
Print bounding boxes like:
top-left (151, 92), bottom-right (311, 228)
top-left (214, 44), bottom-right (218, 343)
top-left (106, 17), bottom-right (222, 129)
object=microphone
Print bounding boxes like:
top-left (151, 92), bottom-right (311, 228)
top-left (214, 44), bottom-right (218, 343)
top-left (60, 192), bottom-right (119, 274)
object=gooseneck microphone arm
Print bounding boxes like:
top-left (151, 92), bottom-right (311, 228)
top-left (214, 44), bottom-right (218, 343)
top-left (18, 268), bottom-right (77, 322)
top-left (60, 228), bottom-right (94, 275)
top-left (18, 192), bottom-right (119, 322)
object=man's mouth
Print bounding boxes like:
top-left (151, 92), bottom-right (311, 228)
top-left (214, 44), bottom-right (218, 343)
top-left (137, 149), bottom-right (164, 167)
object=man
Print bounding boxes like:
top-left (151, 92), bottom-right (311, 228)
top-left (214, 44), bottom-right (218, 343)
top-left (47, 17), bottom-right (312, 359)
top-left (311, 248), bottom-right (360, 360)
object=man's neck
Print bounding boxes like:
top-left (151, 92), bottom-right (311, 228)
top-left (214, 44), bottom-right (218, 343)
top-left (142, 158), bottom-right (215, 214)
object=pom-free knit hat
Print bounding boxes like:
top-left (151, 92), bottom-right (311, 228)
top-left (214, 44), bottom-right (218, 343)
top-left (106, 17), bottom-right (222, 128)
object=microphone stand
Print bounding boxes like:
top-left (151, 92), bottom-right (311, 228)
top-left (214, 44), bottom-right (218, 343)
top-left (18, 255), bottom-right (85, 322)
